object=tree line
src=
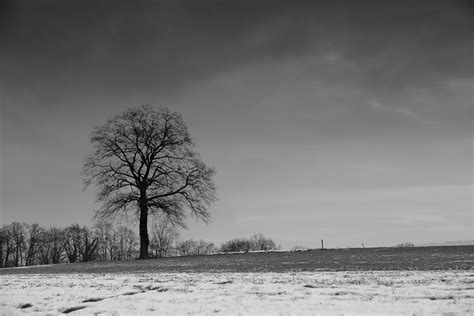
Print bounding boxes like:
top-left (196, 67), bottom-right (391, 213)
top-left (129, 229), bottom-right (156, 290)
top-left (0, 221), bottom-right (278, 268)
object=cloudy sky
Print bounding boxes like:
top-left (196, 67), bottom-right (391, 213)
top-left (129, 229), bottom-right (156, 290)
top-left (1, 0), bottom-right (472, 248)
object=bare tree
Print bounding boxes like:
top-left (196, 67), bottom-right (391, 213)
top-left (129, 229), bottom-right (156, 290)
top-left (123, 228), bottom-right (138, 260)
top-left (220, 234), bottom-right (277, 253)
top-left (251, 233), bottom-right (277, 251)
top-left (44, 227), bottom-right (66, 264)
top-left (176, 239), bottom-right (196, 256)
top-left (0, 227), bottom-right (4, 267)
top-left (194, 240), bottom-right (216, 255)
top-left (37, 231), bottom-right (52, 265)
top-left (10, 222), bottom-right (26, 267)
top-left (80, 226), bottom-right (98, 262)
top-left (0, 225), bottom-right (13, 267)
top-left (176, 239), bottom-right (215, 256)
top-left (150, 214), bottom-right (180, 258)
top-left (83, 105), bottom-right (216, 258)
top-left (94, 220), bottom-right (113, 261)
top-left (2, 222), bottom-right (100, 266)
top-left (64, 224), bottom-right (99, 263)
top-left (113, 226), bottom-right (136, 260)
top-left (220, 238), bottom-right (253, 253)
top-left (64, 224), bottom-right (82, 263)
top-left (26, 223), bottom-right (44, 266)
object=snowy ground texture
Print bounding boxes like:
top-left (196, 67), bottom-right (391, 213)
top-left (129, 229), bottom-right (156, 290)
top-left (1, 270), bottom-right (473, 315)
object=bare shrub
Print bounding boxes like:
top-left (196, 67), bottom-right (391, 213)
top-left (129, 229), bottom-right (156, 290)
top-left (176, 239), bottom-right (215, 256)
top-left (220, 234), bottom-right (277, 253)
top-left (394, 242), bottom-right (415, 248)
top-left (150, 215), bottom-right (179, 258)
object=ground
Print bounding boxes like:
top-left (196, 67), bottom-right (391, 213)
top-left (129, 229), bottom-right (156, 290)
top-left (1, 271), bottom-right (473, 315)
top-left (1, 247), bottom-right (473, 315)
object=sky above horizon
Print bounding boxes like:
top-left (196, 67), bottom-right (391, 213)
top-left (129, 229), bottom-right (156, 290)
top-left (1, 0), bottom-right (473, 248)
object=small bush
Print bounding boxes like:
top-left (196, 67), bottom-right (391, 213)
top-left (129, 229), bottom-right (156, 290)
top-left (394, 242), bottom-right (415, 248)
top-left (175, 239), bottom-right (215, 256)
top-left (220, 234), bottom-right (277, 253)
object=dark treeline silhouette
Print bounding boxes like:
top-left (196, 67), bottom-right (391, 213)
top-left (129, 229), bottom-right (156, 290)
top-left (0, 221), bottom-right (135, 268)
top-left (0, 221), bottom-right (278, 268)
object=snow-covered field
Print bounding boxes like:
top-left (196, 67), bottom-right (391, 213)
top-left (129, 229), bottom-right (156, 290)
top-left (1, 270), bottom-right (472, 315)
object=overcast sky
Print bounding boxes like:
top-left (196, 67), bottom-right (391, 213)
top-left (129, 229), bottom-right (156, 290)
top-left (1, 0), bottom-right (472, 248)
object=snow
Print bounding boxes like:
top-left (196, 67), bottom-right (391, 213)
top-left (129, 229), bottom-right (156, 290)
top-left (1, 271), bottom-right (472, 315)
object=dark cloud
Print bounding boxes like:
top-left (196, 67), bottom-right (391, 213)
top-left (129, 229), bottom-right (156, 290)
top-left (2, 0), bottom-right (471, 102)
top-left (1, 1), bottom-right (297, 95)
top-left (1, 0), bottom-right (471, 143)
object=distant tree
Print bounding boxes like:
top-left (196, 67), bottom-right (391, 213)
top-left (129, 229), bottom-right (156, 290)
top-left (0, 227), bottom-right (5, 267)
top-left (93, 219), bottom-right (138, 261)
top-left (94, 220), bottom-right (114, 261)
top-left (220, 238), bottom-right (253, 253)
top-left (193, 240), bottom-right (216, 255)
top-left (251, 233), bottom-right (276, 251)
top-left (10, 222), bottom-right (26, 267)
top-left (36, 231), bottom-right (52, 265)
top-left (80, 226), bottom-right (99, 262)
top-left (114, 226), bottom-right (136, 260)
top-left (0, 225), bottom-right (14, 267)
top-left (64, 224), bottom-right (99, 263)
top-left (44, 227), bottom-right (66, 264)
top-left (220, 234), bottom-right (278, 253)
top-left (64, 224), bottom-right (82, 263)
top-left (176, 239), bottom-right (196, 256)
top-left (150, 215), bottom-right (179, 258)
top-left (25, 223), bottom-right (44, 266)
top-left (83, 105), bottom-right (216, 259)
top-left (2, 221), bottom-right (136, 267)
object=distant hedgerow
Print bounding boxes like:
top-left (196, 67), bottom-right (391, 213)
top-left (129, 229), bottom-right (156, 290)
top-left (220, 234), bottom-right (277, 253)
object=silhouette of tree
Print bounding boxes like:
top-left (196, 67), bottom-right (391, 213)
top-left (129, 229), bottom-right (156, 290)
top-left (83, 105), bottom-right (216, 258)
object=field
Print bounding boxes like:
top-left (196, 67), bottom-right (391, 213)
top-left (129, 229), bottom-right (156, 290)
top-left (1, 246), bottom-right (473, 315)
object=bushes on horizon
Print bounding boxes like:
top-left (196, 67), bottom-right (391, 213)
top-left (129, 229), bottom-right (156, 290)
top-left (175, 239), bottom-right (216, 256)
top-left (220, 234), bottom-right (278, 253)
top-left (394, 242), bottom-right (415, 248)
top-left (220, 238), bottom-right (252, 253)
top-left (251, 233), bottom-right (277, 251)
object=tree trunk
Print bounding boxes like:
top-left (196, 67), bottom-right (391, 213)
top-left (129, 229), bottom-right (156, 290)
top-left (4, 248), bottom-right (9, 267)
top-left (15, 246), bottom-right (19, 267)
top-left (0, 242), bottom-right (3, 268)
top-left (139, 192), bottom-right (149, 259)
top-left (4, 246), bottom-right (10, 267)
